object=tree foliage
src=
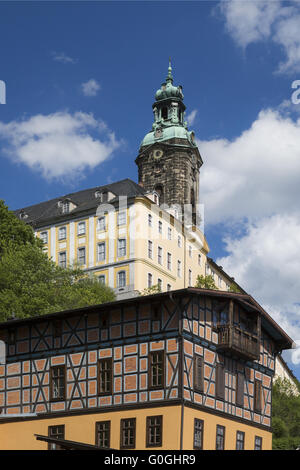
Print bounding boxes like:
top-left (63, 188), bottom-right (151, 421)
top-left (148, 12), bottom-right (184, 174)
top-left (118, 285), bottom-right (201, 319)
top-left (272, 377), bottom-right (300, 450)
top-left (140, 284), bottom-right (162, 296)
top-left (195, 274), bottom-right (217, 290)
top-left (0, 199), bottom-right (115, 321)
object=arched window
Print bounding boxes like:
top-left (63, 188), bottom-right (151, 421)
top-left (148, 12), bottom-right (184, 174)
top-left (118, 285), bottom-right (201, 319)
top-left (154, 185), bottom-right (164, 204)
top-left (161, 107), bottom-right (168, 120)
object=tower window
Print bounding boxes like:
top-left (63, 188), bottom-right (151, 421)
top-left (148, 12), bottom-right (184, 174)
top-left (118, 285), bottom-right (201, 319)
top-left (161, 107), bottom-right (168, 120)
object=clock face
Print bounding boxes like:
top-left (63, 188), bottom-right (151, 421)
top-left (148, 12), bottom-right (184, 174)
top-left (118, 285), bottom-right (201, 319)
top-left (152, 149), bottom-right (164, 160)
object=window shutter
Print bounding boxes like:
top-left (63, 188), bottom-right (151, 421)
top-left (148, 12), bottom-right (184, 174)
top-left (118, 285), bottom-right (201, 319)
top-left (194, 355), bottom-right (203, 392)
top-left (216, 363), bottom-right (225, 400)
top-left (254, 380), bottom-right (262, 412)
top-left (236, 372), bottom-right (244, 407)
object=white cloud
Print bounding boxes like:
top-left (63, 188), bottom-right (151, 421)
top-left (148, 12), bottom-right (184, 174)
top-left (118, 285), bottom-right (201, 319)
top-left (0, 112), bottom-right (120, 181)
top-left (216, 214), bottom-right (300, 343)
top-left (218, 0), bottom-right (300, 73)
top-left (198, 108), bottom-right (300, 225)
top-left (187, 109), bottom-right (198, 126)
top-left (51, 51), bottom-right (77, 64)
top-left (81, 79), bottom-right (101, 97)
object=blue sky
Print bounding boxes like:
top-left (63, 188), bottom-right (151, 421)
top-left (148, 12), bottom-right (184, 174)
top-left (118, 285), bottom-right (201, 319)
top-left (1, 0), bottom-right (300, 379)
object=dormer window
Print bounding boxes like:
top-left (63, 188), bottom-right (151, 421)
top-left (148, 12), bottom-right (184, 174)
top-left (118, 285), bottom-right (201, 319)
top-left (62, 201), bottom-right (70, 214)
top-left (19, 210), bottom-right (28, 220)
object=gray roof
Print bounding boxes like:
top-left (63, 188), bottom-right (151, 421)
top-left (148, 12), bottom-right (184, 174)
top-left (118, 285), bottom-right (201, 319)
top-left (14, 178), bottom-right (146, 228)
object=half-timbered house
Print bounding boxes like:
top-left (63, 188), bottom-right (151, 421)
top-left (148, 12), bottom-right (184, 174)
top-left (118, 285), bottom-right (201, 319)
top-left (0, 288), bottom-right (294, 450)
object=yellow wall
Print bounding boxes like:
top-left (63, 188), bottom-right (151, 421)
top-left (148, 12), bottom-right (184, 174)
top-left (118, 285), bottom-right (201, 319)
top-left (0, 405), bottom-right (182, 450)
top-left (182, 406), bottom-right (272, 450)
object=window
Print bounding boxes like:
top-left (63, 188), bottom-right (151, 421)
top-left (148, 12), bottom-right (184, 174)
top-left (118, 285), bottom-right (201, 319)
top-left (77, 247), bottom-right (86, 265)
top-left (50, 365), bottom-right (66, 401)
top-left (95, 421), bottom-right (110, 449)
top-left (117, 211), bottom-right (126, 226)
top-left (216, 425), bottom-right (225, 450)
top-left (97, 216), bottom-right (106, 231)
top-left (157, 278), bottom-right (162, 291)
top-left (58, 251), bottom-right (66, 268)
top-left (146, 416), bottom-right (163, 447)
top-left (254, 380), bottom-right (262, 412)
top-left (148, 240), bottom-right (153, 259)
top-left (236, 372), bottom-right (244, 407)
top-left (178, 235), bottom-right (181, 248)
top-left (117, 271), bottom-right (126, 288)
top-left (158, 246), bottom-right (162, 265)
top-left (177, 260), bottom-right (181, 278)
top-left (167, 252), bottom-right (172, 270)
top-left (205, 263), bottom-right (210, 275)
top-left (40, 231), bottom-right (48, 244)
top-left (198, 254), bottom-right (201, 266)
top-left (254, 436), bottom-right (262, 450)
top-left (97, 242), bottom-right (106, 262)
top-left (161, 107), bottom-right (168, 120)
top-left (218, 276), bottom-right (222, 288)
top-left (215, 363), bottom-right (225, 400)
top-left (148, 273), bottom-right (153, 288)
top-left (149, 351), bottom-right (164, 389)
top-left (194, 355), bottom-right (203, 392)
top-left (189, 245), bottom-right (192, 258)
top-left (188, 269), bottom-right (192, 286)
top-left (194, 419), bottom-right (204, 450)
top-left (117, 238), bottom-right (126, 257)
top-left (77, 221), bottom-right (86, 236)
top-left (98, 358), bottom-right (112, 395)
top-left (236, 431), bottom-right (245, 450)
top-left (62, 201), bottom-right (70, 214)
top-left (48, 425), bottom-right (65, 450)
top-left (98, 275), bottom-right (106, 285)
top-left (158, 221), bottom-right (162, 234)
top-left (167, 284), bottom-right (171, 292)
top-left (58, 226), bottom-right (66, 240)
top-left (148, 214), bottom-right (152, 227)
top-left (120, 418), bottom-right (136, 449)
top-left (168, 228), bottom-right (172, 240)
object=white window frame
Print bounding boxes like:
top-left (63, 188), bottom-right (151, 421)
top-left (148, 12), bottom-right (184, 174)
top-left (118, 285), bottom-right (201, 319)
top-left (78, 247), bottom-right (86, 266)
top-left (98, 275), bottom-right (106, 285)
top-left (177, 260), bottom-right (182, 278)
top-left (117, 238), bottom-right (126, 258)
top-left (167, 252), bottom-right (172, 270)
top-left (40, 231), bottom-right (48, 244)
top-left (158, 221), bottom-right (162, 234)
top-left (117, 211), bottom-right (126, 226)
top-left (97, 242), bottom-right (106, 262)
top-left (168, 227), bottom-right (172, 240)
top-left (77, 221), bottom-right (86, 236)
top-left (58, 251), bottom-right (66, 268)
top-left (148, 240), bottom-right (153, 259)
top-left (148, 214), bottom-right (152, 227)
top-left (158, 246), bottom-right (163, 265)
top-left (97, 216), bottom-right (106, 231)
top-left (117, 271), bottom-right (126, 288)
top-left (147, 273), bottom-right (153, 288)
top-left (58, 226), bottom-right (67, 240)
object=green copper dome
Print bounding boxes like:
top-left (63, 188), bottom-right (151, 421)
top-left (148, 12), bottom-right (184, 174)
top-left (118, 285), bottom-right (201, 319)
top-left (155, 61), bottom-right (184, 101)
top-left (140, 61), bottom-right (196, 148)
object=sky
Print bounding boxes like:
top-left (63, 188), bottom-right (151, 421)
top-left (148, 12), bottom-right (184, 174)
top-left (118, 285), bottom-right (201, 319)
top-left (1, 0), bottom-right (300, 379)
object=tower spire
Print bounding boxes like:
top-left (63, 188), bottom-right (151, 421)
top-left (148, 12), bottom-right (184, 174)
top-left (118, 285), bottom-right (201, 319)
top-left (166, 57), bottom-right (173, 83)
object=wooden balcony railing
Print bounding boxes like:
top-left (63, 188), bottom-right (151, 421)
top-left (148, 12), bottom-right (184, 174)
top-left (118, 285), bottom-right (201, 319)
top-left (216, 325), bottom-right (260, 361)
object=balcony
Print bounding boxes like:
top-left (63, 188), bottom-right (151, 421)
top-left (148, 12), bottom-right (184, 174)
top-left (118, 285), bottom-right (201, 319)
top-left (216, 325), bottom-right (260, 361)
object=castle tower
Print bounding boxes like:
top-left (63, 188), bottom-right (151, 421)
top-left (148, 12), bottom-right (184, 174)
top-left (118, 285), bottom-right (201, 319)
top-left (135, 61), bottom-right (203, 224)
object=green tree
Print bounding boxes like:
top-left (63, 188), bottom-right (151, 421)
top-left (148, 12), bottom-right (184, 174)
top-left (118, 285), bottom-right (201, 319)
top-left (140, 284), bottom-right (162, 296)
top-left (272, 377), bottom-right (300, 450)
top-left (0, 200), bottom-right (115, 320)
top-left (195, 274), bottom-right (217, 290)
